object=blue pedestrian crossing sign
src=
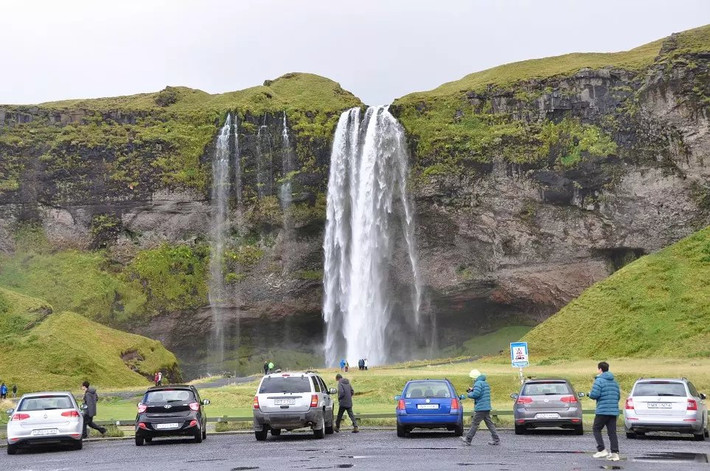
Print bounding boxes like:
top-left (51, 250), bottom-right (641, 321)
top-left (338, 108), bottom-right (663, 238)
top-left (510, 342), bottom-right (529, 368)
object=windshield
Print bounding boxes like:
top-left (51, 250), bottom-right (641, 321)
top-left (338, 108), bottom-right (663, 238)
top-left (522, 382), bottom-right (571, 396)
top-left (19, 395), bottom-right (74, 411)
top-left (634, 382), bottom-right (687, 397)
top-left (404, 381), bottom-right (451, 398)
top-left (144, 389), bottom-right (194, 403)
top-left (259, 376), bottom-right (311, 394)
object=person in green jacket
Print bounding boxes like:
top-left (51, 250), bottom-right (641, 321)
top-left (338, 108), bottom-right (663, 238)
top-left (589, 361), bottom-right (621, 461)
top-left (461, 369), bottom-right (500, 446)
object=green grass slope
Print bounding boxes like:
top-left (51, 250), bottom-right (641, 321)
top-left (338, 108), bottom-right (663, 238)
top-left (0, 287), bottom-right (179, 392)
top-left (522, 226), bottom-right (710, 359)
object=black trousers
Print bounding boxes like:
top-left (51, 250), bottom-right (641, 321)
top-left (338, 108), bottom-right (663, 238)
top-left (82, 414), bottom-right (106, 437)
top-left (335, 406), bottom-right (357, 428)
top-left (593, 414), bottom-right (619, 453)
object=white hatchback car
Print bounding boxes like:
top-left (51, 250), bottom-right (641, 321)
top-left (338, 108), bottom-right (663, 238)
top-left (624, 378), bottom-right (709, 440)
top-left (252, 371), bottom-right (336, 440)
top-left (6, 391), bottom-right (84, 454)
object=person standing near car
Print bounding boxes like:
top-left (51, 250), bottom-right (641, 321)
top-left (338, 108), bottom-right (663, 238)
top-left (461, 369), bottom-right (500, 446)
top-left (589, 361), bottom-right (621, 461)
top-left (81, 381), bottom-right (107, 438)
top-left (334, 373), bottom-right (359, 433)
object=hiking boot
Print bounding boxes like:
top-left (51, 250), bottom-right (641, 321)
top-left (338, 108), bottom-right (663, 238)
top-left (488, 441), bottom-right (500, 446)
top-left (352, 426), bottom-right (359, 433)
top-left (460, 437), bottom-right (471, 446)
top-left (334, 427), bottom-right (340, 433)
top-left (593, 450), bottom-right (610, 459)
top-left (607, 453), bottom-right (620, 461)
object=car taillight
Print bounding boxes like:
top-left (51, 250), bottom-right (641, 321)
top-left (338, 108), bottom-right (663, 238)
top-left (138, 422), bottom-right (148, 430)
top-left (189, 402), bottom-right (200, 411)
top-left (397, 399), bottom-right (405, 410)
top-left (516, 396), bottom-right (533, 404)
top-left (310, 394), bottom-right (319, 408)
top-left (451, 398), bottom-right (460, 411)
top-left (11, 413), bottom-right (30, 421)
top-left (625, 398), bottom-right (634, 410)
top-left (688, 399), bottom-right (698, 411)
top-left (61, 410), bottom-right (80, 417)
top-left (137, 403), bottom-right (147, 413)
top-left (253, 396), bottom-right (260, 410)
top-left (560, 395), bottom-right (578, 403)
top-left (189, 420), bottom-right (198, 427)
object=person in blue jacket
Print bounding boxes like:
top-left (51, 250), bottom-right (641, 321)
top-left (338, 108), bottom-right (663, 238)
top-left (589, 361), bottom-right (621, 461)
top-left (461, 369), bottom-right (500, 446)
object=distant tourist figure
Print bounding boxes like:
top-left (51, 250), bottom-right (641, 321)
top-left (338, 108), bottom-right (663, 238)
top-left (358, 359), bottom-right (364, 371)
top-left (363, 358), bottom-right (368, 370)
top-left (344, 361), bottom-right (349, 372)
top-left (154, 372), bottom-right (159, 386)
top-left (263, 361), bottom-right (269, 375)
top-left (461, 369), bottom-right (500, 446)
top-left (334, 373), bottom-right (358, 433)
top-left (589, 361), bottom-right (621, 462)
top-left (0, 382), bottom-right (7, 399)
top-left (340, 359), bottom-right (346, 371)
top-left (81, 381), bottom-right (107, 438)
top-left (157, 371), bottom-right (163, 386)
top-left (12, 383), bottom-right (17, 398)
top-left (268, 361), bottom-right (274, 373)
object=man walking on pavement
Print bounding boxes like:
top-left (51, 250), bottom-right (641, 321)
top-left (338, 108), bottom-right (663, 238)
top-left (589, 361), bottom-right (621, 461)
top-left (461, 369), bottom-right (500, 446)
top-left (334, 373), bottom-right (359, 433)
top-left (81, 381), bottom-right (107, 438)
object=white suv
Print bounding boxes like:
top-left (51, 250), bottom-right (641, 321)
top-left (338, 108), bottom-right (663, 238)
top-left (252, 371), bottom-right (336, 440)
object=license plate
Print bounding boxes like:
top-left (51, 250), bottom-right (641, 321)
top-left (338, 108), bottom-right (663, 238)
top-left (535, 413), bottom-right (560, 419)
top-left (417, 404), bottom-right (439, 410)
top-left (155, 423), bottom-right (180, 430)
top-left (31, 428), bottom-right (59, 436)
top-left (648, 402), bottom-right (672, 409)
top-left (274, 399), bottom-right (295, 405)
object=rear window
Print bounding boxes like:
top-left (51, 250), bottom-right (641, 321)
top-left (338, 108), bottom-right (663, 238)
top-left (19, 395), bottom-right (73, 411)
top-left (522, 382), bottom-right (572, 396)
top-left (144, 389), bottom-right (194, 403)
top-left (633, 382), bottom-right (687, 397)
top-left (259, 376), bottom-right (312, 394)
top-left (404, 381), bottom-right (451, 398)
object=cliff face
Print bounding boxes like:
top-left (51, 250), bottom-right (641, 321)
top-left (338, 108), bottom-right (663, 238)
top-left (0, 29), bottom-right (709, 372)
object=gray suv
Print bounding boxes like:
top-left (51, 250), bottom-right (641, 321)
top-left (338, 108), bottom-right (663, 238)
top-left (252, 371), bottom-right (336, 440)
top-left (624, 378), bottom-right (709, 440)
top-left (511, 378), bottom-right (585, 435)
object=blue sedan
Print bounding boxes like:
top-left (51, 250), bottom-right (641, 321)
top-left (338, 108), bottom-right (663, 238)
top-left (395, 379), bottom-right (464, 437)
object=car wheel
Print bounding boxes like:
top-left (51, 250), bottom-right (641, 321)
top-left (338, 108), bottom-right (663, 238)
top-left (693, 430), bottom-right (705, 441)
top-left (202, 428), bottom-right (207, 440)
top-left (255, 429), bottom-right (268, 441)
top-left (574, 425), bottom-right (583, 435)
top-left (396, 423), bottom-right (407, 438)
top-left (514, 424), bottom-right (526, 435)
top-left (145, 437), bottom-right (153, 443)
top-left (270, 428), bottom-right (281, 436)
top-left (313, 415), bottom-right (325, 439)
top-left (7, 444), bottom-right (17, 455)
top-left (625, 431), bottom-right (635, 439)
top-left (325, 411), bottom-right (334, 434)
top-left (73, 439), bottom-right (83, 450)
top-left (454, 421), bottom-right (464, 437)
top-left (135, 434), bottom-right (145, 446)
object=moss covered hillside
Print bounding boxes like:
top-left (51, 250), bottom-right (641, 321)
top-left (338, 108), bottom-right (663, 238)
top-left (0, 286), bottom-right (179, 391)
top-left (392, 24), bottom-right (710, 180)
top-left (523, 225), bottom-right (710, 359)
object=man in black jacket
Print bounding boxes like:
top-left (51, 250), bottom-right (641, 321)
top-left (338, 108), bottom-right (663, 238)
top-left (335, 373), bottom-right (359, 433)
top-left (81, 381), bottom-right (107, 438)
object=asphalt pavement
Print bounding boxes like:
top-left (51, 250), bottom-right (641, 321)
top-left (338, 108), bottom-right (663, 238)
top-left (5, 429), bottom-right (710, 470)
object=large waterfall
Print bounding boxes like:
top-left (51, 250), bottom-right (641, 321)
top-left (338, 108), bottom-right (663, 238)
top-left (322, 106), bottom-right (424, 366)
top-left (208, 113), bottom-right (233, 368)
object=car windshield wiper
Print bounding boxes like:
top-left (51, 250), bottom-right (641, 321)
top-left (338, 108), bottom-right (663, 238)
top-left (656, 393), bottom-right (681, 396)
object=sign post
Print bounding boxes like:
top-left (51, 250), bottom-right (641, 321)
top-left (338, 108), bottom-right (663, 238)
top-left (510, 342), bottom-right (529, 384)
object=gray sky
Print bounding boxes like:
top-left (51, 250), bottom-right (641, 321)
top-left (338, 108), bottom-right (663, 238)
top-left (1, 0), bottom-right (708, 106)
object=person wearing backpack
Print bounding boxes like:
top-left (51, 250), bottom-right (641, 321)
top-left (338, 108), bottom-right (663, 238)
top-left (81, 381), bottom-right (107, 438)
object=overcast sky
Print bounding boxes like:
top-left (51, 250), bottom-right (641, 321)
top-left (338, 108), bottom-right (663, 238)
top-left (1, 0), bottom-right (708, 106)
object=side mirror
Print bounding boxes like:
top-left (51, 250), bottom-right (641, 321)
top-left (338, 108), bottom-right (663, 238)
top-left (700, 393), bottom-right (706, 400)
top-left (394, 395), bottom-right (401, 401)
top-left (6, 408), bottom-right (14, 415)
top-left (80, 404), bottom-right (88, 410)
top-left (202, 399), bottom-right (210, 405)
top-left (328, 388), bottom-right (337, 395)
top-left (510, 393), bottom-right (519, 400)
top-left (578, 392), bottom-right (586, 398)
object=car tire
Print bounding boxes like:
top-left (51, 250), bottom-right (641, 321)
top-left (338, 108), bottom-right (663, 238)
top-left (693, 430), bottom-right (705, 441)
top-left (514, 425), bottom-right (526, 435)
top-left (313, 415), bottom-right (325, 439)
top-left (255, 429), bottom-right (268, 441)
top-left (193, 428), bottom-right (203, 443)
top-left (7, 444), bottom-right (17, 455)
top-left (145, 437), bottom-right (153, 443)
top-left (325, 411), bottom-right (334, 434)
top-left (625, 431), bottom-right (635, 439)
top-left (202, 428), bottom-right (207, 440)
top-left (73, 439), bottom-right (83, 450)
top-left (135, 434), bottom-right (145, 446)
top-left (271, 428), bottom-right (281, 436)
top-left (574, 425), bottom-right (583, 435)
top-left (454, 421), bottom-right (464, 437)
top-left (396, 423), bottom-right (407, 438)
